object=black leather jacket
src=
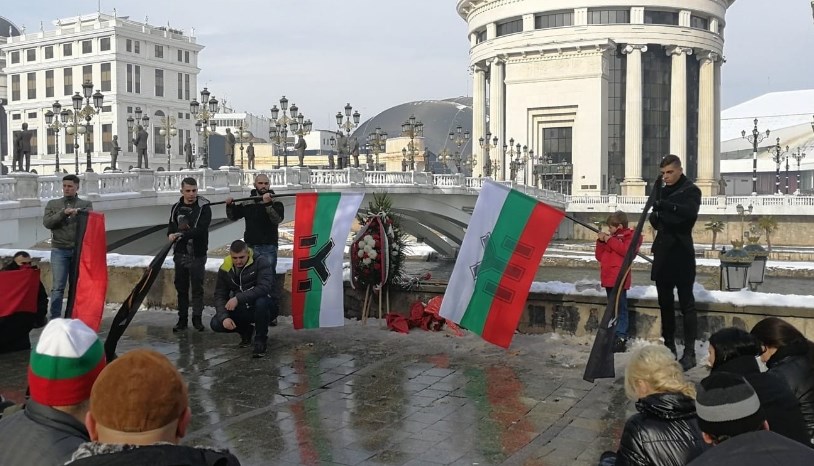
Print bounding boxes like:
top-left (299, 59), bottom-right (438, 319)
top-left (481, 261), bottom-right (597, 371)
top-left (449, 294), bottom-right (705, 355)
top-left (767, 342), bottom-right (814, 442)
top-left (616, 392), bottom-right (707, 466)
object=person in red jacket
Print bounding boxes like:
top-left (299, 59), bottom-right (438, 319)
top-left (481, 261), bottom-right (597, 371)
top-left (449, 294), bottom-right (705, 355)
top-left (595, 211), bottom-right (641, 353)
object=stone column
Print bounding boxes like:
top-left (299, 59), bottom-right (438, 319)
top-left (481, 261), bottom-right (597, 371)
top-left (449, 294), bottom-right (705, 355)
top-left (696, 51), bottom-right (719, 196)
top-left (667, 46), bottom-right (692, 162)
top-left (488, 57), bottom-right (505, 180)
top-left (472, 63), bottom-right (488, 178)
top-left (621, 44), bottom-right (647, 196)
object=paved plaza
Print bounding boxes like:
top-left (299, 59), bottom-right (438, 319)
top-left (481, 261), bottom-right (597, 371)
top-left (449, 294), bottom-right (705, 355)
top-left (0, 308), bottom-right (709, 466)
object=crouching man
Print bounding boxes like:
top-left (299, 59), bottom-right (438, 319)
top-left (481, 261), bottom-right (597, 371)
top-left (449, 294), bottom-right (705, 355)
top-left (210, 240), bottom-right (273, 358)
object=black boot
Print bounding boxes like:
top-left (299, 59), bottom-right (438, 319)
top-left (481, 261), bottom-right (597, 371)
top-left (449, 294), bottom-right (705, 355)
top-left (613, 337), bottom-right (627, 353)
top-left (192, 316), bottom-right (204, 331)
top-left (173, 316), bottom-right (188, 332)
top-left (238, 325), bottom-right (255, 348)
top-left (252, 337), bottom-right (267, 359)
top-left (679, 351), bottom-right (697, 372)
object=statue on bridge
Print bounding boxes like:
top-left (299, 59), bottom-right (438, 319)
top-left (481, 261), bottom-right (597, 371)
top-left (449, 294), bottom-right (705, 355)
top-left (13, 123), bottom-right (33, 172)
top-left (608, 175), bottom-right (619, 195)
top-left (246, 141), bottom-right (255, 170)
top-left (110, 135), bottom-right (121, 171)
top-left (225, 128), bottom-right (236, 166)
top-left (184, 137), bottom-right (194, 169)
top-left (132, 125), bottom-right (149, 169)
top-left (294, 135), bottom-right (307, 167)
top-left (718, 175), bottom-right (728, 196)
top-left (350, 137), bottom-right (360, 168)
top-left (336, 133), bottom-right (350, 169)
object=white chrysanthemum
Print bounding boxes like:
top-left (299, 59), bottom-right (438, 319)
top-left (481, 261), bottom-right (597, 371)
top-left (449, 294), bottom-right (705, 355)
top-left (362, 257), bottom-right (372, 265)
top-left (363, 235), bottom-right (373, 243)
top-left (363, 245), bottom-right (372, 253)
top-left (357, 250), bottom-right (365, 258)
top-left (368, 250), bottom-right (378, 259)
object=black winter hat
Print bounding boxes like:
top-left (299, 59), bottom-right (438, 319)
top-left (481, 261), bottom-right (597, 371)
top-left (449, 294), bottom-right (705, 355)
top-left (695, 372), bottom-right (765, 438)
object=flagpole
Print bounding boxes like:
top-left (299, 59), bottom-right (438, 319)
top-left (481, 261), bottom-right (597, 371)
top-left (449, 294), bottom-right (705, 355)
top-left (564, 213), bottom-right (654, 264)
top-left (208, 193), bottom-right (298, 206)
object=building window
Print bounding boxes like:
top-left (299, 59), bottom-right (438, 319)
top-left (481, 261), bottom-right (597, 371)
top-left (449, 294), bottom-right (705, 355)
top-left (10, 51), bottom-right (19, 64)
top-left (177, 49), bottom-right (183, 61)
top-left (690, 15), bottom-right (709, 30)
top-left (100, 37), bottom-right (111, 51)
top-left (27, 73), bottom-right (36, 99)
top-left (496, 18), bottom-right (523, 37)
top-left (10, 75), bottom-right (20, 101)
top-left (44, 46), bottom-right (54, 59)
top-left (83, 65), bottom-right (92, 85)
top-left (588, 9), bottom-right (630, 24)
top-left (47, 128), bottom-right (57, 155)
top-left (153, 111), bottom-right (166, 154)
top-left (184, 74), bottom-right (190, 100)
top-left (12, 114), bottom-right (21, 120)
top-left (177, 73), bottom-right (183, 99)
top-left (607, 46), bottom-right (626, 186)
top-left (134, 40), bottom-right (140, 54)
top-left (27, 112), bottom-right (37, 119)
top-left (46, 70), bottom-right (54, 98)
top-left (644, 10), bottom-right (679, 25)
top-left (102, 124), bottom-right (113, 152)
top-left (184, 51), bottom-right (190, 63)
top-left (542, 127), bottom-right (573, 195)
top-left (26, 48), bottom-right (36, 62)
top-left (126, 39), bottom-right (132, 52)
top-left (685, 56), bottom-right (700, 181)
top-left (127, 64), bottom-right (133, 93)
top-left (474, 29), bottom-right (487, 44)
top-left (63, 43), bottom-right (72, 57)
top-left (101, 106), bottom-right (112, 113)
top-left (135, 65), bottom-right (141, 93)
top-left (101, 63), bottom-right (111, 92)
top-left (155, 44), bottom-right (163, 58)
top-left (155, 69), bottom-right (164, 97)
top-left (641, 46), bottom-right (672, 191)
top-left (64, 68), bottom-right (73, 96)
top-left (536, 12), bottom-right (574, 29)
top-left (82, 40), bottom-right (92, 54)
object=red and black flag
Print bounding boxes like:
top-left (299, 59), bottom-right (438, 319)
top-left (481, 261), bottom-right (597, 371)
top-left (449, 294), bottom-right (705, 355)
top-left (103, 241), bottom-right (174, 361)
top-left (65, 210), bottom-right (108, 332)
top-left (583, 178), bottom-right (660, 382)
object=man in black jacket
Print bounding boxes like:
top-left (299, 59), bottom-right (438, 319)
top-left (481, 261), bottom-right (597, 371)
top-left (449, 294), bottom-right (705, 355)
top-left (168, 177), bottom-right (211, 332)
top-left (649, 155), bottom-right (701, 371)
top-left (210, 240), bottom-right (273, 358)
top-left (226, 174), bottom-right (284, 325)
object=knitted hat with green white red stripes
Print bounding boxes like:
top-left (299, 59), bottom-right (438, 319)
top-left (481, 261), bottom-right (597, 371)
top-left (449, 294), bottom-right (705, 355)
top-left (28, 318), bottom-right (106, 406)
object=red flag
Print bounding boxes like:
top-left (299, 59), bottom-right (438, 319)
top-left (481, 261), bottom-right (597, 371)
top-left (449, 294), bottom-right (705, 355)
top-left (0, 268), bottom-right (40, 318)
top-left (67, 211), bottom-right (108, 331)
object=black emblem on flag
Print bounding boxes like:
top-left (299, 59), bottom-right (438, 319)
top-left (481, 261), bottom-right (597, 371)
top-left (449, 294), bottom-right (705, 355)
top-left (297, 235), bottom-right (334, 292)
top-left (469, 231), bottom-right (534, 303)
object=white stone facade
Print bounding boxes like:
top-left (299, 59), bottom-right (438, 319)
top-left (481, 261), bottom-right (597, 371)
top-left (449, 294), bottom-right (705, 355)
top-left (458, 0), bottom-right (734, 195)
top-left (0, 13), bottom-right (203, 173)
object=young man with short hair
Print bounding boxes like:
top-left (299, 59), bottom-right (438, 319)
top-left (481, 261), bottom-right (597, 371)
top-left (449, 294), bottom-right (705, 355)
top-left (43, 174), bottom-right (93, 319)
top-left (168, 177), bottom-right (211, 332)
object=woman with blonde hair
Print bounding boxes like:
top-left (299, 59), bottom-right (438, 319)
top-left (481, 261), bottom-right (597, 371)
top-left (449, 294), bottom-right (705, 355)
top-left (599, 345), bottom-right (706, 466)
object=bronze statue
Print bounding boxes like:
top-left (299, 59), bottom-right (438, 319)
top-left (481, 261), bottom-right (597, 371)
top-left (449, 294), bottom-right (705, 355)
top-left (350, 137), bottom-right (360, 168)
top-left (225, 128), bottom-right (236, 166)
top-left (132, 125), bottom-right (149, 169)
top-left (718, 175), bottom-right (728, 196)
top-left (336, 133), bottom-right (349, 169)
top-left (246, 141), bottom-right (255, 170)
top-left (184, 137), bottom-right (194, 169)
top-left (14, 123), bottom-right (33, 172)
top-left (608, 175), bottom-right (619, 194)
top-left (294, 136), bottom-right (306, 167)
top-left (110, 135), bottom-right (121, 171)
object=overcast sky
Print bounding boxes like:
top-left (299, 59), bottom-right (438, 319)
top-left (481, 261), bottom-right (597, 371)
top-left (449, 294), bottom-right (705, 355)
top-left (7, 0), bottom-right (813, 126)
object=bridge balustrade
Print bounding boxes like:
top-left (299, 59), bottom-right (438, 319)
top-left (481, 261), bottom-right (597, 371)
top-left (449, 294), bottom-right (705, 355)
top-left (0, 178), bottom-right (15, 202)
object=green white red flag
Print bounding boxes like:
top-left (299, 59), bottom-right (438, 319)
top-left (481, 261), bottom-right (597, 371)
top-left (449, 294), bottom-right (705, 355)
top-left (439, 180), bottom-right (563, 348)
top-left (292, 192), bottom-right (364, 329)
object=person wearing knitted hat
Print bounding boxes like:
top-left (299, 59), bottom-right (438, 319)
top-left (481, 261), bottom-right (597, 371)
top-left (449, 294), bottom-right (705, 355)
top-left (688, 372), bottom-right (814, 465)
top-left (0, 318), bottom-right (106, 466)
top-left (67, 349), bottom-right (240, 465)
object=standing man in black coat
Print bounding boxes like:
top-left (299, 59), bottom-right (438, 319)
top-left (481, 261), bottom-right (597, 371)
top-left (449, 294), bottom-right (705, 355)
top-left (168, 177), bottom-right (211, 332)
top-left (649, 154), bottom-right (701, 371)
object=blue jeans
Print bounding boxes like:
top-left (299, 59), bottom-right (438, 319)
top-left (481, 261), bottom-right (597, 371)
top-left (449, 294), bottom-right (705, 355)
top-left (49, 248), bottom-right (75, 319)
top-left (249, 244), bottom-right (278, 320)
top-left (606, 287), bottom-right (629, 339)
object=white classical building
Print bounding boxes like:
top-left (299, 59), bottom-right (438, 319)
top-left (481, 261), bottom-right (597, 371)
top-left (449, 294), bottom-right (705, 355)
top-left (0, 12), bottom-right (203, 173)
top-left (458, 1), bottom-right (735, 196)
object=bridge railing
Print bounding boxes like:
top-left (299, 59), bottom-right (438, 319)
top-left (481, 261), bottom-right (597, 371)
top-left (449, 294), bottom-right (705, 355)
top-left (98, 172), bottom-right (139, 194)
top-left (0, 178), bottom-right (15, 202)
top-left (38, 176), bottom-right (63, 200)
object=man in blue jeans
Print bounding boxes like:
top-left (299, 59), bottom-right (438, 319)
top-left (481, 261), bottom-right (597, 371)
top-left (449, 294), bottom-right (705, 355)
top-left (42, 174), bottom-right (93, 319)
top-left (225, 174), bottom-right (284, 326)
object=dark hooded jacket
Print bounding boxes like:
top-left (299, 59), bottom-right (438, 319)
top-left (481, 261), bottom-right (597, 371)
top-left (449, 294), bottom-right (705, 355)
top-left (615, 392), bottom-right (707, 466)
top-left (168, 195), bottom-right (212, 257)
top-left (212, 249), bottom-right (273, 324)
top-left (0, 399), bottom-right (90, 466)
top-left (712, 354), bottom-right (811, 446)
top-left (648, 175), bottom-right (701, 284)
top-left (67, 441), bottom-right (241, 466)
top-left (765, 341), bottom-right (814, 441)
top-left (226, 188), bottom-right (284, 246)
top-left (687, 430), bottom-right (814, 466)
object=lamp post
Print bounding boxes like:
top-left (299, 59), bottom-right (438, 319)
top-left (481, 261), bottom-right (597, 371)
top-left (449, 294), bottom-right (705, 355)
top-left (366, 127), bottom-right (387, 171)
top-left (336, 103), bottom-right (360, 167)
top-left (741, 118), bottom-right (770, 195)
top-left (401, 115), bottom-right (424, 171)
top-left (478, 132), bottom-right (498, 177)
top-left (67, 81), bottom-right (103, 173)
top-left (270, 96), bottom-right (311, 168)
top-left (126, 107), bottom-right (151, 169)
top-left (235, 124), bottom-right (252, 169)
top-left (767, 138), bottom-right (788, 195)
top-left (158, 113), bottom-right (178, 171)
top-left (448, 125), bottom-right (470, 174)
top-left (790, 147), bottom-right (806, 194)
top-left (503, 138), bottom-right (522, 181)
top-left (735, 203), bottom-right (753, 240)
top-left (437, 148), bottom-right (459, 174)
top-left (190, 88), bottom-right (218, 168)
top-left (719, 241), bottom-right (754, 291)
top-left (44, 101), bottom-right (70, 173)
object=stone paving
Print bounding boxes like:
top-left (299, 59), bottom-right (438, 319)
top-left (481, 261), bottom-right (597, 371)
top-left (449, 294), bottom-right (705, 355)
top-left (0, 308), bottom-right (708, 466)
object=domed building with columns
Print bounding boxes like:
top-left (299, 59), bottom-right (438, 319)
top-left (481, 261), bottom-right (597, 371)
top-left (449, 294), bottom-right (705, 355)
top-left (458, 1), bottom-right (735, 196)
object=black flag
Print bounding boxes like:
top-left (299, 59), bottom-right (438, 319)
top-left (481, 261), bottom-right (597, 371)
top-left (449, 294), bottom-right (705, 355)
top-left (583, 178), bottom-right (660, 382)
top-left (104, 241), bottom-right (174, 361)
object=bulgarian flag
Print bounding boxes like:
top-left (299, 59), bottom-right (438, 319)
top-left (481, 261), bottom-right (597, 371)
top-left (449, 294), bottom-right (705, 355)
top-left (292, 192), bottom-right (364, 329)
top-left (440, 180), bottom-right (563, 348)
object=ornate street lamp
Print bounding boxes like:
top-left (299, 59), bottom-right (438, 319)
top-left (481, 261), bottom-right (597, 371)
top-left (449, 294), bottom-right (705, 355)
top-left (735, 203), bottom-right (753, 241)
top-left (366, 127), bottom-right (387, 170)
top-left (743, 236), bottom-right (768, 291)
top-left (66, 81), bottom-right (103, 173)
top-left (44, 101), bottom-right (69, 173)
top-left (719, 241), bottom-right (754, 291)
top-left (437, 148), bottom-right (459, 174)
top-left (741, 119), bottom-right (770, 195)
top-left (158, 113), bottom-right (178, 171)
top-left (790, 147), bottom-right (806, 194)
top-left (335, 103), bottom-right (360, 167)
top-left (401, 115), bottom-right (423, 171)
top-left (503, 138), bottom-right (522, 181)
top-left (448, 125), bottom-right (470, 174)
top-left (268, 124), bottom-right (287, 168)
top-left (190, 87), bottom-right (218, 168)
top-left (126, 107), bottom-right (150, 168)
top-left (767, 138), bottom-right (788, 195)
top-left (235, 124), bottom-right (253, 169)
top-left (270, 96), bottom-right (311, 167)
top-left (478, 132), bottom-right (498, 177)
